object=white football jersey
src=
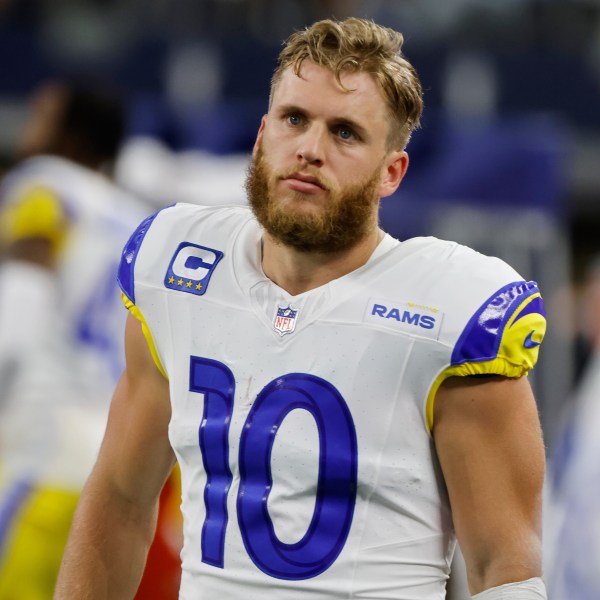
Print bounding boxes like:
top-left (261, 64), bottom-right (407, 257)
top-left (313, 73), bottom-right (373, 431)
top-left (0, 155), bottom-right (148, 489)
top-left (119, 204), bottom-right (546, 599)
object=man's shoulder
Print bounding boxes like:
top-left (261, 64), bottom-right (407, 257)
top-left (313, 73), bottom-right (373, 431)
top-left (386, 235), bottom-right (522, 292)
top-left (158, 202), bottom-right (252, 223)
top-left (369, 235), bottom-right (540, 345)
top-left (403, 238), bottom-right (546, 382)
top-left (127, 202), bottom-right (253, 244)
top-left (117, 203), bottom-right (255, 305)
top-left (140, 202), bottom-right (255, 247)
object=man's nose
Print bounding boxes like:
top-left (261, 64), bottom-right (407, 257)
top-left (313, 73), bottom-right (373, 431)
top-left (296, 125), bottom-right (327, 167)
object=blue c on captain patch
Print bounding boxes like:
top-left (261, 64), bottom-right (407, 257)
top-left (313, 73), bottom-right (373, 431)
top-left (164, 242), bottom-right (224, 296)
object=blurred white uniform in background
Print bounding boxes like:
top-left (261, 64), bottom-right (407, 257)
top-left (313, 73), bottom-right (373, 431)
top-left (0, 155), bottom-right (148, 597)
top-left (544, 259), bottom-right (600, 599)
top-left (545, 349), bottom-right (600, 598)
top-left (0, 81), bottom-right (157, 598)
top-left (0, 155), bottom-right (146, 490)
top-left (116, 136), bottom-right (249, 209)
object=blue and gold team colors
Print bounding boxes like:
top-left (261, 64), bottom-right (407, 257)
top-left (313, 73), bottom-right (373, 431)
top-left (0, 155), bottom-right (149, 598)
top-left (118, 203), bottom-right (546, 600)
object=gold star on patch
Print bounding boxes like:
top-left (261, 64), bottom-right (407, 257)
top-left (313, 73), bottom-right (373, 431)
top-left (186, 280), bottom-right (193, 288)
top-left (196, 283), bottom-right (203, 291)
top-left (177, 278), bottom-right (184, 286)
top-left (168, 276), bottom-right (175, 284)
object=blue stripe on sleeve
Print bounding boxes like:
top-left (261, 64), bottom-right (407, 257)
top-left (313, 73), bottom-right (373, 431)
top-left (451, 280), bottom-right (543, 365)
top-left (117, 206), bottom-right (172, 305)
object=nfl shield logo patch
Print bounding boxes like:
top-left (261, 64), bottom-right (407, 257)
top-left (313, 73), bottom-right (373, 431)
top-left (273, 305), bottom-right (299, 336)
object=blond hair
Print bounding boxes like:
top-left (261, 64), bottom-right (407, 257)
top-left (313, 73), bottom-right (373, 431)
top-left (271, 17), bottom-right (423, 150)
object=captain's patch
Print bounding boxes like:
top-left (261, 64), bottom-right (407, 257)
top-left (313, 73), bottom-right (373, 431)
top-left (165, 242), bottom-right (223, 296)
top-left (364, 298), bottom-right (443, 339)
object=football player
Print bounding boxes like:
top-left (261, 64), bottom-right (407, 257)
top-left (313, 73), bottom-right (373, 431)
top-left (56, 19), bottom-right (547, 600)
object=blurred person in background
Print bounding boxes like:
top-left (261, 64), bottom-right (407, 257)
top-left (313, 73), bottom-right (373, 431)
top-left (544, 256), bottom-right (600, 598)
top-left (0, 81), bottom-right (181, 599)
top-left (57, 18), bottom-right (547, 599)
top-left (115, 136), bottom-right (249, 209)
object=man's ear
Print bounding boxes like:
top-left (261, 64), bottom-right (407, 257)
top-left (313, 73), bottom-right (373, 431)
top-left (252, 115), bottom-right (268, 159)
top-left (378, 151), bottom-right (409, 199)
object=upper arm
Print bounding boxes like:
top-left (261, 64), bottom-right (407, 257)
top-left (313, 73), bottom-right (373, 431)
top-left (91, 312), bottom-right (175, 510)
top-left (433, 375), bottom-right (545, 594)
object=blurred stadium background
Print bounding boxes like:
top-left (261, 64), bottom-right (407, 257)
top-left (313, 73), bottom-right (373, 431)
top-left (1, 0), bottom-right (598, 472)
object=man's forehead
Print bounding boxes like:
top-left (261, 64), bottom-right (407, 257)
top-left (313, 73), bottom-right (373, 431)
top-left (272, 61), bottom-right (386, 115)
top-left (278, 60), bottom-right (375, 93)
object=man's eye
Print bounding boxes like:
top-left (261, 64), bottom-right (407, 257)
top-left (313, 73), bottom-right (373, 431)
top-left (337, 127), bottom-right (355, 140)
top-left (287, 115), bottom-right (302, 126)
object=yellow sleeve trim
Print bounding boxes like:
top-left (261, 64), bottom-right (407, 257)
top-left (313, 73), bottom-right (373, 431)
top-left (0, 187), bottom-right (70, 252)
top-left (425, 358), bottom-right (528, 433)
top-left (121, 293), bottom-right (168, 380)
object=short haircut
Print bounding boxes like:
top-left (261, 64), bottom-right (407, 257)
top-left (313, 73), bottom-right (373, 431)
top-left (270, 18), bottom-right (424, 150)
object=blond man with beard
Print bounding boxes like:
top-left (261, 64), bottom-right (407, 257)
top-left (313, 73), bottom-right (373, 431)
top-left (55, 18), bottom-right (547, 600)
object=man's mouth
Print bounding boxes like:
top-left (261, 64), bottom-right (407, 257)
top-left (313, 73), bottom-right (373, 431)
top-left (283, 173), bottom-right (327, 193)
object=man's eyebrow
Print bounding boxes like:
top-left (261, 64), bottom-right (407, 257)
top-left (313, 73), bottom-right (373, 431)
top-left (275, 104), bottom-right (307, 116)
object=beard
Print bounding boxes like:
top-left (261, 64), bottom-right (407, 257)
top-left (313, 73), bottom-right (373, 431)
top-left (245, 146), bottom-right (382, 254)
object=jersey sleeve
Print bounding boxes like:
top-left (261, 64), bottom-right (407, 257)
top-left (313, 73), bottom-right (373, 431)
top-left (449, 280), bottom-right (546, 375)
top-left (425, 280), bottom-right (546, 431)
top-left (118, 208), bottom-right (163, 306)
top-left (117, 207), bottom-right (170, 379)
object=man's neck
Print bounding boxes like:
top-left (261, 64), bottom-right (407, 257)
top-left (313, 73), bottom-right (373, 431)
top-left (261, 228), bottom-right (385, 296)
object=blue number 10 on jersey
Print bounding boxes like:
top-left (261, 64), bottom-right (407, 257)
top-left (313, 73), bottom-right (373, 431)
top-left (189, 356), bottom-right (358, 580)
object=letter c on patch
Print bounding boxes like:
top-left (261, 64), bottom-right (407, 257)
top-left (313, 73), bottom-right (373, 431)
top-left (173, 246), bottom-right (219, 280)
